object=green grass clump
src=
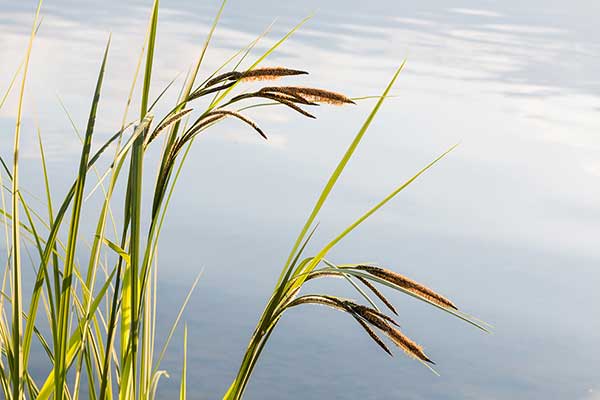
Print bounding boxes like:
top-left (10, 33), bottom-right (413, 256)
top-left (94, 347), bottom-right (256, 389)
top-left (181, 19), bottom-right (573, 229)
top-left (0, 1), bottom-right (487, 399)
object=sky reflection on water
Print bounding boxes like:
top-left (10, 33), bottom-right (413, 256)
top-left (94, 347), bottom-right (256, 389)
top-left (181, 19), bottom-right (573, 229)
top-left (1, 0), bottom-right (599, 398)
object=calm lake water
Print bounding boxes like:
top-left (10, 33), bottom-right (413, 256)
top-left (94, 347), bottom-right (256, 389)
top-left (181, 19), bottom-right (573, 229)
top-left (1, 0), bottom-right (600, 399)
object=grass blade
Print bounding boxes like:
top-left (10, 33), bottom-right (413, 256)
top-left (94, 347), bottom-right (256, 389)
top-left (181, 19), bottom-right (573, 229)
top-left (296, 143), bottom-right (458, 283)
top-left (179, 324), bottom-right (187, 400)
top-left (209, 14), bottom-right (312, 111)
top-left (141, 0), bottom-right (160, 118)
top-left (10, 1), bottom-right (43, 398)
top-left (278, 61), bottom-right (406, 285)
top-left (152, 271), bottom-right (201, 375)
top-left (54, 35), bottom-right (111, 400)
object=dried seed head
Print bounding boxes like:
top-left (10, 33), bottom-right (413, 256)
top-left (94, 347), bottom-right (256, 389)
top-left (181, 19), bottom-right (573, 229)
top-left (304, 271), bottom-right (398, 316)
top-left (342, 297), bottom-right (431, 362)
top-left (204, 71), bottom-right (241, 88)
top-left (195, 113), bottom-right (226, 129)
top-left (175, 108), bottom-right (267, 157)
top-left (387, 327), bottom-right (434, 363)
top-left (349, 303), bottom-right (400, 329)
top-left (204, 110), bottom-right (267, 140)
top-left (261, 86), bottom-right (355, 105)
top-left (286, 295), bottom-right (432, 363)
top-left (146, 108), bottom-right (193, 146)
top-left (355, 276), bottom-right (398, 315)
top-left (351, 313), bottom-right (392, 356)
top-left (288, 295), bottom-right (347, 312)
top-left (258, 93), bottom-right (316, 118)
top-left (204, 67), bottom-right (307, 89)
top-left (287, 295), bottom-right (392, 356)
top-left (178, 114), bottom-right (226, 148)
top-left (258, 87), bottom-right (318, 105)
top-left (293, 87), bottom-right (355, 105)
top-left (189, 81), bottom-right (237, 101)
top-left (357, 266), bottom-right (458, 310)
top-left (239, 67), bottom-right (308, 82)
top-left (335, 299), bottom-right (432, 363)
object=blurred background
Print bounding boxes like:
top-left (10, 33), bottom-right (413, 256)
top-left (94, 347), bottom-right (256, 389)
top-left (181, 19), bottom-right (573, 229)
top-left (1, 0), bottom-right (599, 398)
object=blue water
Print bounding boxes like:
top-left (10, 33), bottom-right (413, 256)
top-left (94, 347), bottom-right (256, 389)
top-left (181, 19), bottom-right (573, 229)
top-left (1, 0), bottom-right (599, 398)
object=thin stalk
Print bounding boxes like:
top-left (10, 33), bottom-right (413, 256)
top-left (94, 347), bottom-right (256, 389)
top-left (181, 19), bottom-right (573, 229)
top-left (55, 36), bottom-right (110, 399)
top-left (10, 2), bottom-right (42, 398)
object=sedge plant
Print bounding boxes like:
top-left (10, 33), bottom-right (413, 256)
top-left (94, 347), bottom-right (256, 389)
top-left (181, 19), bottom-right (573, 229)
top-left (0, 1), bottom-right (487, 399)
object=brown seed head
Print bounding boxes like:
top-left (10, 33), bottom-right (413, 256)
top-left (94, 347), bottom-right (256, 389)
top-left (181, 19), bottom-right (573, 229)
top-left (146, 108), bottom-right (193, 146)
top-left (258, 93), bottom-right (316, 118)
top-left (261, 86), bottom-right (355, 105)
top-left (287, 295), bottom-right (392, 356)
top-left (239, 67), bottom-right (308, 82)
top-left (286, 295), bottom-right (432, 363)
top-left (288, 295), bottom-right (347, 312)
top-left (179, 114), bottom-right (225, 147)
top-left (204, 110), bottom-right (267, 140)
top-left (355, 276), bottom-right (398, 315)
top-left (258, 87), bottom-right (318, 105)
top-left (387, 327), bottom-right (433, 363)
top-left (351, 314), bottom-right (393, 356)
top-left (348, 303), bottom-right (400, 329)
top-left (204, 71), bottom-right (241, 88)
top-left (357, 266), bottom-right (458, 310)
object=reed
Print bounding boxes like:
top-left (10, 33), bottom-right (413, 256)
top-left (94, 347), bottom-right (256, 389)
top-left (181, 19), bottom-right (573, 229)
top-left (0, 1), bottom-right (487, 399)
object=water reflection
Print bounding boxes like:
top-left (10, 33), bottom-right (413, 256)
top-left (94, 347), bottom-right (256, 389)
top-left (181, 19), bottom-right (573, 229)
top-left (1, 0), bottom-right (599, 399)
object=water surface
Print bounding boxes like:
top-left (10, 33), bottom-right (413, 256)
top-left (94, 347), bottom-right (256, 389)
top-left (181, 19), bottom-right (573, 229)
top-left (1, 0), bottom-right (599, 399)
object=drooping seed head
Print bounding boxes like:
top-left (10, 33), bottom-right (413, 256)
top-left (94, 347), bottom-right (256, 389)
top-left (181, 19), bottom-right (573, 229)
top-left (258, 93), bottom-right (316, 118)
top-left (178, 114), bottom-right (226, 148)
top-left (204, 71), bottom-right (241, 88)
top-left (287, 294), bottom-right (348, 312)
top-left (146, 108), bottom-right (193, 146)
top-left (387, 327), bottom-right (434, 364)
top-left (355, 276), bottom-right (398, 315)
top-left (203, 109), bottom-right (267, 140)
top-left (349, 303), bottom-right (400, 328)
top-left (239, 67), bottom-right (308, 82)
top-left (261, 86), bottom-right (355, 105)
top-left (350, 313), bottom-right (393, 356)
top-left (258, 87), bottom-right (318, 105)
top-left (204, 67), bottom-right (308, 89)
top-left (357, 266), bottom-right (458, 310)
top-left (286, 295), bottom-right (433, 363)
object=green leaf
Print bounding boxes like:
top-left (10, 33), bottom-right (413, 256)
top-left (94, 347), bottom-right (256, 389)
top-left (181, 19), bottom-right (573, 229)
top-left (179, 324), bottom-right (188, 400)
top-left (279, 61), bottom-right (406, 286)
top-left (102, 238), bottom-right (130, 265)
top-left (53, 34), bottom-right (111, 400)
top-left (296, 143), bottom-right (458, 283)
top-left (11, 1), bottom-right (43, 398)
